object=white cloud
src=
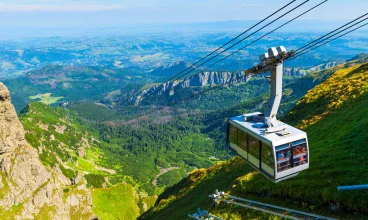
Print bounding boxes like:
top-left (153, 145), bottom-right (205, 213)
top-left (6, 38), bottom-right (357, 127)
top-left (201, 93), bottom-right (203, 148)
top-left (0, 3), bottom-right (126, 12)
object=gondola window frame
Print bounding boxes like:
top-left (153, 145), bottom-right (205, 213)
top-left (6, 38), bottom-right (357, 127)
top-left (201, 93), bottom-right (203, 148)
top-left (229, 124), bottom-right (238, 146)
top-left (237, 129), bottom-right (248, 160)
top-left (248, 133), bottom-right (260, 168)
top-left (261, 141), bottom-right (275, 177)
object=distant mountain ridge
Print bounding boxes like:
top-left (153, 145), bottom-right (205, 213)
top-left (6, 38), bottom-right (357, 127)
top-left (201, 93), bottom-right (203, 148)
top-left (131, 60), bottom-right (342, 105)
top-left (130, 71), bottom-right (251, 105)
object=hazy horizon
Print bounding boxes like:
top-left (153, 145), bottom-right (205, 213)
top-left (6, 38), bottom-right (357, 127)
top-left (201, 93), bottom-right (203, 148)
top-left (1, 19), bottom-right (368, 40)
top-left (0, 0), bottom-right (367, 39)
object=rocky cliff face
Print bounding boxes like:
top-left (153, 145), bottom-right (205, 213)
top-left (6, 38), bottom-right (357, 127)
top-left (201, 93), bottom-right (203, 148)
top-left (0, 84), bottom-right (25, 154)
top-left (132, 61), bottom-right (342, 105)
top-left (0, 82), bottom-right (93, 219)
top-left (131, 71), bottom-right (250, 104)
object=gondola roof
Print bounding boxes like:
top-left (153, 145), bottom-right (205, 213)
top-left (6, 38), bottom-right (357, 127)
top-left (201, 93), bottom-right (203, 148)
top-left (229, 112), bottom-right (306, 146)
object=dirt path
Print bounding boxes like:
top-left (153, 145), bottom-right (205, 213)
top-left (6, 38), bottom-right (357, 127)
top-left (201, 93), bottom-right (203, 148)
top-left (95, 164), bottom-right (116, 174)
top-left (152, 167), bottom-right (179, 186)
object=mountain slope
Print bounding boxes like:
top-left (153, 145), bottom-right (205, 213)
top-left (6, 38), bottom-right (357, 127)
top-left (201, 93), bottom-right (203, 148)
top-left (0, 82), bottom-right (93, 219)
top-left (141, 60), bottom-right (368, 219)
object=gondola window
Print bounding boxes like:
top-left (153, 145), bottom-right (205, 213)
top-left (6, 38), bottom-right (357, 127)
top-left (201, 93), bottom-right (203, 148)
top-left (237, 129), bottom-right (247, 155)
top-left (229, 124), bottom-right (237, 145)
top-left (248, 134), bottom-right (260, 168)
top-left (261, 142), bottom-right (275, 177)
top-left (276, 144), bottom-right (291, 173)
top-left (292, 139), bottom-right (308, 167)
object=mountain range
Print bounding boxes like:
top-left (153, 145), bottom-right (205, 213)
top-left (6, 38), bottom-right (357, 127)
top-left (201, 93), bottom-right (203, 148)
top-left (129, 59), bottom-right (343, 107)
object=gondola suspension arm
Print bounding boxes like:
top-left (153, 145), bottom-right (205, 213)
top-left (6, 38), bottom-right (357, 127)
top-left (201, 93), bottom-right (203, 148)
top-left (243, 47), bottom-right (295, 133)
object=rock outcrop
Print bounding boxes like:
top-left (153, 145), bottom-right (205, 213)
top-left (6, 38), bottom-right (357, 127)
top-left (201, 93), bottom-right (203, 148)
top-left (130, 60), bottom-right (344, 105)
top-left (0, 83), bottom-right (25, 154)
top-left (0, 82), bottom-right (93, 219)
top-left (131, 60), bottom-right (342, 105)
top-left (131, 71), bottom-right (250, 104)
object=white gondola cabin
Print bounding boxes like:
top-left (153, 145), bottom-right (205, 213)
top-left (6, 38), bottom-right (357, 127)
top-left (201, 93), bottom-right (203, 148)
top-left (227, 112), bottom-right (309, 182)
top-left (227, 46), bottom-right (309, 182)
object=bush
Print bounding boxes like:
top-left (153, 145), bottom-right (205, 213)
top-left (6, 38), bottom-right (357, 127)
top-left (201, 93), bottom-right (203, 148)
top-left (85, 174), bottom-right (105, 188)
top-left (60, 165), bottom-right (77, 179)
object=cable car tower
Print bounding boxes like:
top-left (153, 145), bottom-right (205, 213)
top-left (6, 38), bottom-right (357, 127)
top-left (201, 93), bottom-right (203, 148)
top-left (227, 46), bottom-right (309, 183)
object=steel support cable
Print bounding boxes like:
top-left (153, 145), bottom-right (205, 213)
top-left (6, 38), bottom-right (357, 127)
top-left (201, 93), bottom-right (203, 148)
top-left (147, 17), bottom-right (366, 124)
top-left (161, 0), bottom-right (298, 83)
top-left (291, 16), bottom-right (368, 57)
top-left (171, 0), bottom-right (311, 80)
top-left (117, 0), bottom-right (312, 123)
top-left (105, 1), bottom-right (329, 122)
top-left (189, 0), bottom-right (328, 76)
top-left (286, 22), bottom-right (368, 62)
top-left (134, 0), bottom-right (302, 105)
top-left (294, 12), bottom-right (368, 53)
top-left (122, 12), bottom-right (363, 123)
top-left (101, 14), bottom-right (362, 124)
top-left (118, 0), bottom-right (327, 122)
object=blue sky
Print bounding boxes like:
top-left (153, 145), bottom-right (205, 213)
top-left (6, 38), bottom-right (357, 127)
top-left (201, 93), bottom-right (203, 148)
top-left (0, 0), bottom-right (367, 39)
top-left (1, 0), bottom-right (367, 23)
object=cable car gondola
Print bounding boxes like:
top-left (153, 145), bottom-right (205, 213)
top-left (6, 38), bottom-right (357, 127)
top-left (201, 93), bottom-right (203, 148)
top-left (227, 46), bottom-right (309, 183)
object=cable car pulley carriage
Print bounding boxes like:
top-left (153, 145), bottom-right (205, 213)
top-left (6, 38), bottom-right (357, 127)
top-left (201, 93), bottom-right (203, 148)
top-left (227, 46), bottom-right (309, 183)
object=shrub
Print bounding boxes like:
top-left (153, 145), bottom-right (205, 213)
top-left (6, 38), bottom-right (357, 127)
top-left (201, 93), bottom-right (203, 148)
top-left (60, 165), bottom-right (77, 179)
top-left (85, 174), bottom-right (105, 188)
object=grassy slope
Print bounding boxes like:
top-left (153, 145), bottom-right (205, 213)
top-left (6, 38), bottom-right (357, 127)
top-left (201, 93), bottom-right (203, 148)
top-left (91, 183), bottom-right (141, 219)
top-left (19, 102), bottom-right (105, 173)
top-left (141, 61), bottom-right (368, 219)
top-left (18, 103), bottom-right (156, 220)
